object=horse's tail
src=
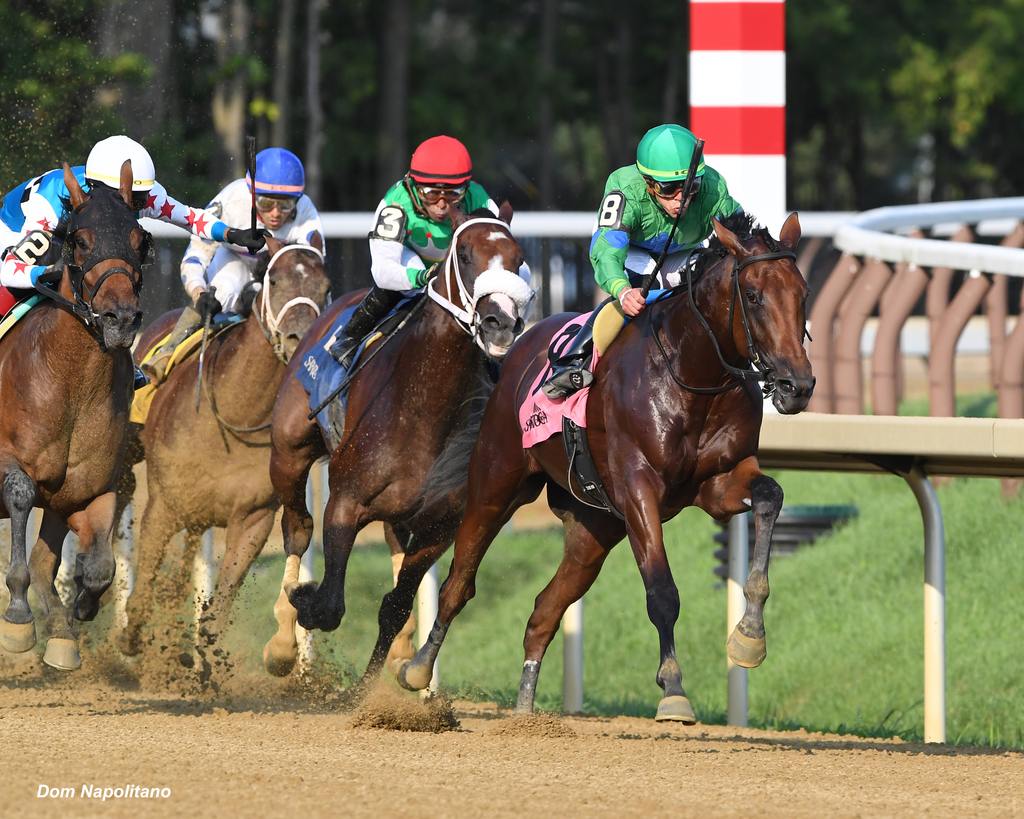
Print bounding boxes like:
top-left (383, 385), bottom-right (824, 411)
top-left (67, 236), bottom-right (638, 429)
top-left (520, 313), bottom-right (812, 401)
top-left (417, 359), bottom-right (495, 513)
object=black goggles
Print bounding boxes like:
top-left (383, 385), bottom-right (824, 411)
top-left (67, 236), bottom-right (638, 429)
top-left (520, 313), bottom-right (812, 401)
top-left (646, 175), bottom-right (702, 198)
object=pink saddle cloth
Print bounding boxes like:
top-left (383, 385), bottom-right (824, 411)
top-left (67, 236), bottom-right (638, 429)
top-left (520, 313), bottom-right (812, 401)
top-left (519, 313), bottom-right (603, 449)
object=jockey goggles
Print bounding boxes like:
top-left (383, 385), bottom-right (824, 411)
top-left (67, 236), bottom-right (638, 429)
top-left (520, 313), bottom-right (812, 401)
top-left (416, 184), bottom-right (467, 205)
top-left (255, 195), bottom-right (298, 213)
top-left (646, 175), bottom-right (702, 199)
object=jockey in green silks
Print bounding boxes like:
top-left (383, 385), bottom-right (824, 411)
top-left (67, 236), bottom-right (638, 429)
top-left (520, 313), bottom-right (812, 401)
top-left (542, 123), bottom-right (745, 398)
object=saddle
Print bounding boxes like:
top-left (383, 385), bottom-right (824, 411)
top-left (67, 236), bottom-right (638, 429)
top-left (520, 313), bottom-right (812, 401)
top-left (0, 287), bottom-right (42, 345)
top-left (299, 294), bottom-right (425, 449)
top-left (130, 313), bottom-right (244, 424)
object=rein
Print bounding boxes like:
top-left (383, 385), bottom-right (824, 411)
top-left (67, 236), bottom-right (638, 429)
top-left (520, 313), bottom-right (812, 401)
top-left (256, 244), bottom-right (325, 361)
top-left (426, 216), bottom-right (528, 350)
top-left (652, 249), bottom-right (796, 397)
top-left (200, 243), bottom-right (325, 436)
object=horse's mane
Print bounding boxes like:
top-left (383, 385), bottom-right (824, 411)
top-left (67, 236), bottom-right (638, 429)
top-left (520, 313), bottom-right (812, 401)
top-left (415, 357), bottom-right (496, 513)
top-left (694, 211), bottom-right (781, 277)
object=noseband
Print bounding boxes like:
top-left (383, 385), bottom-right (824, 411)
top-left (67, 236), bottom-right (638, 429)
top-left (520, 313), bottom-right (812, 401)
top-left (255, 244), bottom-right (325, 361)
top-left (427, 216), bottom-right (532, 351)
top-left (653, 248), bottom-right (797, 397)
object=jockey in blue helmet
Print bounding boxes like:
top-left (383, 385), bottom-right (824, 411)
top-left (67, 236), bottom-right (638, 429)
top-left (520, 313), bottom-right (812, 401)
top-left (144, 147), bottom-right (324, 382)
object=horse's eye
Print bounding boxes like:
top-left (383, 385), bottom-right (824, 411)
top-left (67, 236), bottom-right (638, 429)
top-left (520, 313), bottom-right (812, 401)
top-left (746, 289), bottom-right (762, 306)
top-left (75, 236), bottom-right (89, 250)
top-left (269, 278), bottom-right (277, 287)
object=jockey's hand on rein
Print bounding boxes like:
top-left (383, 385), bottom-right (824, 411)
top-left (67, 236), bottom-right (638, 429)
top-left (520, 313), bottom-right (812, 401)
top-left (619, 287), bottom-right (646, 317)
top-left (194, 289), bottom-right (222, 322)
top-left (415, 263), bottom-right (440, 288)
top-left (226, 227), bottom-right (269, 253)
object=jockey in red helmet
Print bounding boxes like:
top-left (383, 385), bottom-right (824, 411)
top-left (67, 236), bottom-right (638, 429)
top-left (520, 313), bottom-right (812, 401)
top-left (329, 135), bottom-right (497, 367)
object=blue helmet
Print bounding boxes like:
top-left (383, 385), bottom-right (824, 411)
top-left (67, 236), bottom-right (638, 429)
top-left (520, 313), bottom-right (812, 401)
top-left (248, 147), bottom-right (305, 198)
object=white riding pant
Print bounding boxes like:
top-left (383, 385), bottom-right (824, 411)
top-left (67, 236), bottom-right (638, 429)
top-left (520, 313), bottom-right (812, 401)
top-left (624, 247), bottom-right (695, 289)
top-left (203, 246), bottom-right (256, 313)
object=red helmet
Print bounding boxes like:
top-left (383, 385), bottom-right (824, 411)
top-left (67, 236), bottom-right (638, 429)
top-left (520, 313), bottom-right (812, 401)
top-left (408, 135), bottom-right (473, 185)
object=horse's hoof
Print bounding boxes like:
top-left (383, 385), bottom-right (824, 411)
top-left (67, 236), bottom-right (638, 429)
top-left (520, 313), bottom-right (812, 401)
top-left (0, 618), bottom-right (36, 653)
top-left (727, 628), bottom-right (767, 668)
top-left (655, 695), bottom-right (697, 724)
top-left (397, 659), bottom-right (432, 691)
top-left (262, 638), bottom-right (297, 678)
top-left (43, 637), bottom-right (81, 671)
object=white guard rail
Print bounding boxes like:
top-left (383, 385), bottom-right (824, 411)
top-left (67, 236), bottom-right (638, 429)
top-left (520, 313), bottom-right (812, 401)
top-left (834, 198), bottom-right (1024, 275)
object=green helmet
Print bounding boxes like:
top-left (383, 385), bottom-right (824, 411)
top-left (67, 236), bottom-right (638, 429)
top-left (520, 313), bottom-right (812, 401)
top-left (635, 124), bottom-right (705, 182)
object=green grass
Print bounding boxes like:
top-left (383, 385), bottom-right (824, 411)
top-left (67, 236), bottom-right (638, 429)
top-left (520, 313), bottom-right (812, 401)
top-left (225, 468), bottom-right (1024, 749)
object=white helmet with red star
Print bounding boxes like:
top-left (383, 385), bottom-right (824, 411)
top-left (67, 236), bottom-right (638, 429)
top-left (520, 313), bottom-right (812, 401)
top-left (85, 135), bottom-right (156, 192)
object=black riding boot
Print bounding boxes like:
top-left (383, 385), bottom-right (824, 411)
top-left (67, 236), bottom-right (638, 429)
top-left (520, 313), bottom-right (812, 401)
top-left (329, 286), bottom-right (404, 367)
top-left (542, 320), bottom-right (596, 399)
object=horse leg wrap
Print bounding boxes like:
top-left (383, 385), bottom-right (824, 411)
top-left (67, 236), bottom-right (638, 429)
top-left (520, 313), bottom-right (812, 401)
top-left (515, 660), bottom-right (541, 713)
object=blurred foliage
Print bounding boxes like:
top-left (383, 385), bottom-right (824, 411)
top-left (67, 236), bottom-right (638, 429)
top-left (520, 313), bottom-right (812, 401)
top-left (1, 0), bottom-right (1022, 211)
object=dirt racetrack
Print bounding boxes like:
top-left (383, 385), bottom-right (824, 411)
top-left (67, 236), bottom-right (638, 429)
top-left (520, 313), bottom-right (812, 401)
top-left (2, 653), bottom-right (1021, 819)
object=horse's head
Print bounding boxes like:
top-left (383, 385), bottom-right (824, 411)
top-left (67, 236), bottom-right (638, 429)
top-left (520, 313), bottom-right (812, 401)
top-left (256, 236), bottom-right (330, 362)
top-left (434, 202), bottom-right (533, 359)
top-left (711, 213), bottom-right (814, 414)
top-left (59, 160), bottom-right (148, 349)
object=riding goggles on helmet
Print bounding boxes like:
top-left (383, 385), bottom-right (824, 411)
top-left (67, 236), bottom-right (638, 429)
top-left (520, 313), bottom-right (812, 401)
top-left (645, 175), bottom-right (702, 198)
top-left (255, 195), bottom-right (298, 213)
top-left (416, 184), bottom-right (467, 205)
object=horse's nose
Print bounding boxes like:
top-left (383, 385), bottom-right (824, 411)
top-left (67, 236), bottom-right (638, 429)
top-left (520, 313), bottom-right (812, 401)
top-left (776, 375), bottom-right (815, 399)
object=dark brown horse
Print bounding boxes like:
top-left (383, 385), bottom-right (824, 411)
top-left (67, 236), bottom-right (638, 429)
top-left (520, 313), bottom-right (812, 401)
top-left (0, 162), bottom-right (149, 670)
top-left (398, 213), bottom-right (814, 721)
top-left (114, 237), bottom-right (329, 661)
top-left (263, 206), bottom-right (533, 680)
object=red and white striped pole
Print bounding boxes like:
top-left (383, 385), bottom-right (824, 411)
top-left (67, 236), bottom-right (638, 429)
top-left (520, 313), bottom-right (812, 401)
top-left (689, 0), bottom-right (786, 231)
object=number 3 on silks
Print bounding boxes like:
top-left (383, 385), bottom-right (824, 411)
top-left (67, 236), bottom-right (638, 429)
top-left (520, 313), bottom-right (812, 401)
top-left (597, 191), bottom-right (625, 229)
top-left (373, 206), bottom-right (406, 241)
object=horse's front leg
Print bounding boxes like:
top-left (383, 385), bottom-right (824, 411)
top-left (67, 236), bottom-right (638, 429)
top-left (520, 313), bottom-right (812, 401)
top-left (286, 490), bottom-right (359, 632)
top-left (0, 465), bottom-right (38, 653)
top-left (695, 457), bottom-right (783, 668)
top-left (621, 472), bottom-right (696, 724)
top-left (67, 491), bottom-right (118, 622)
top-left (27, 511), bottom-right (81, 669)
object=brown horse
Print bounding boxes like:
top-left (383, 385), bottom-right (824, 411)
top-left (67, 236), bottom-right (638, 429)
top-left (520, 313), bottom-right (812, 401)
top-left (398, 212), bottom-right (814, 721)
top-left (0, 162), bottom-right (149, 670)
top-left (262, 205), bottom-right (533, 681)
top-left (114, 238), bottom-right (329, 662)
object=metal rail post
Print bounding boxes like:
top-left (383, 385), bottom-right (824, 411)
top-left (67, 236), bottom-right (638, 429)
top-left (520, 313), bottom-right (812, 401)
top-left (562, 598), bottom-right (584, 713)
top-left (416, 562), bottom-right (440, 693)
top-left (727, 512), bottom-right (750, 726)
top-left (905, 466), bottom-right (946, 743)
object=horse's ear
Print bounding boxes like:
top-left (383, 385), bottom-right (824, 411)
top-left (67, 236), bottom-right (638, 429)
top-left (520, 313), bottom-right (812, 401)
top-left (264, 235), bottom-right (284, 257)
top-left (779, 211), bottom-right (801, 249)
top-left (448, 206), bottom-right (467, 230)
top-left (119, 159), bottom-right (134, 208)
top-left (712, 217), bottom-right (748, 259)
top-left (498, 200), bottom-right (513, 225)
top-left (63, 162), bottom-right (87, 209)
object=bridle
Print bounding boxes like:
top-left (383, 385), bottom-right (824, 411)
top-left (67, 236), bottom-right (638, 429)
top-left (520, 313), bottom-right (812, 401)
top-left (33, 198), bottom-right (149, 344)
top-left (254, 243), bottom-right (325, 362)
top-left (426, 216), bottom-right (531, 351)
top-left (652, 248), bottom-right (797, 398)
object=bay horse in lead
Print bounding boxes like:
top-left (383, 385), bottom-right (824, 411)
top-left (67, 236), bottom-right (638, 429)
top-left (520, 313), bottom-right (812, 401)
top-left (399, 212), bottom-right (814, 721)
top-left (263, 205), bottom-right (532, 681)
top-left (0, 162), bottom-right (149, 670)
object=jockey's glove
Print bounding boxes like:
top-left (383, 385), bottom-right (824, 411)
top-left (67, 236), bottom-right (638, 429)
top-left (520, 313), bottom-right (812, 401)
top-left (226, 227), bottom-right (269, 253)
top-left (415, 263), bottom-right (440, 288)
top-left (194, 289), bottom-right (223, 322)
top-left (31, 264), bottom-right (62, 287)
